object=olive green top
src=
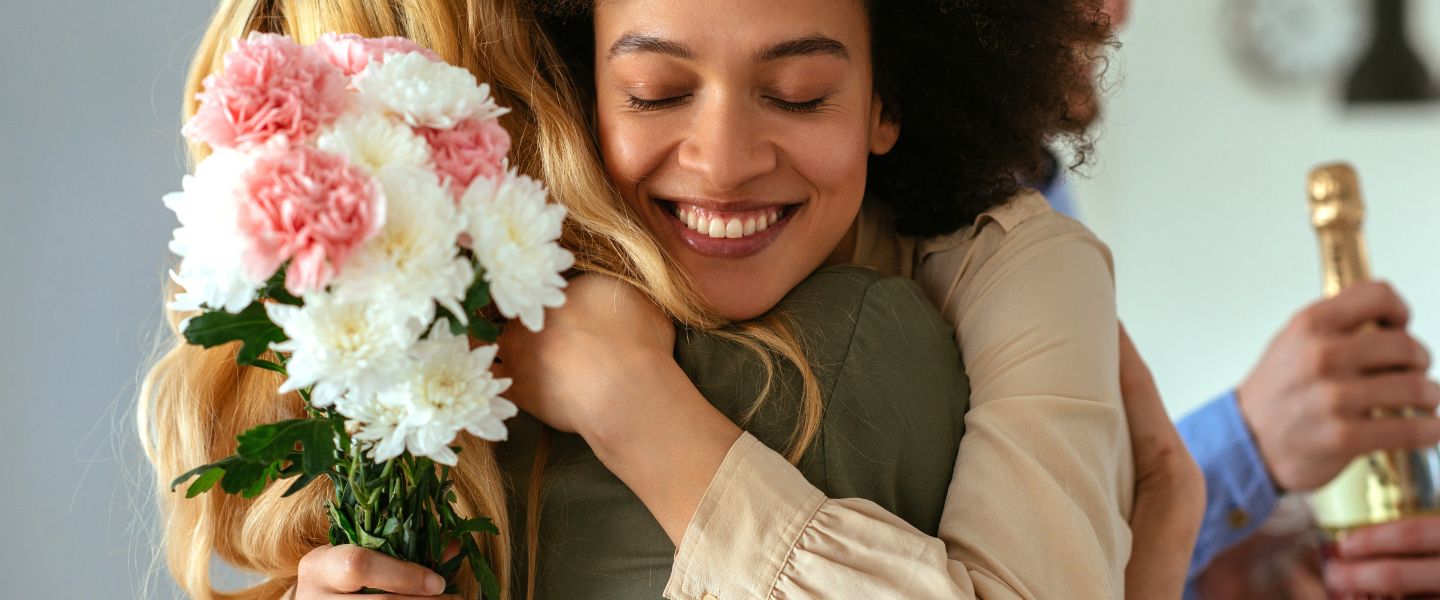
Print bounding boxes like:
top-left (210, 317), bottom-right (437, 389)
top-left (497, 266), bottom-right (970, 599)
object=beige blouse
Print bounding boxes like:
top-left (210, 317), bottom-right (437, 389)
top-left (662, 191), bottom-right (1136, 600)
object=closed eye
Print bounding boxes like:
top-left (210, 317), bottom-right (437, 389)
top-left (766, 95), bottom-right (830, 113)
top-left (625, 94), bottom-right (690, 111)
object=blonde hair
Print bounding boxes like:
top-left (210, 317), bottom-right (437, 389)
top-left (139, 1), bottom-right (823, 599)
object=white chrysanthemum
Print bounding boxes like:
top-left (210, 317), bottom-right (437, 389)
top-left (163, 149), bottom-right (262, 313)
top-left (352, 330), bottom-right (516, 465)
top-left (316, 110), bottom-right (432, 175)
top-left (329, 165), bottom-right (472, 330)
top-left (343, 393), bottom-right (410, 463)
top-left (266, 293), bottom-right (419, 409)
top-left (461, 171), bottom-right (574, 332)
top-left (353, 52), bottom-right (509, 129)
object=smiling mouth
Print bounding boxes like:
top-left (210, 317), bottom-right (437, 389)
top-left (670, 203), bottom-right (784, 238)
top-left (654, 199), bottom-right (800, 258)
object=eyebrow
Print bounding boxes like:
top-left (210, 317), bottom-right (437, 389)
top-left (756, 35), bottom-right (849, 62)
top-left (607, 33), bottom-right (850, 63)
top-left (608, 33), bottom-right (693, 60)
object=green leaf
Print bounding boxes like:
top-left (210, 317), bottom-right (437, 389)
top-left (170, 460), bottom-right (222, 493)
top-left (437, 270), bottom-right (500, 342)
top-left (466, 317), bottom-right (501, 343)
top-left (462, 273), bottom-right (491, 315)
top-left (182, 303), bottom-right (288, 367)
top-left (218, 460), bottom-right (269, 495)
top-left (247, 358), bottom-right (287, 375)
top-left (328, 501), bottom-right (359, 546)
top-left (436, 551), bottom-right (465, 581)
top-left (240, 462), bottom-right (282, 498)
top-left (301, 427), bottom-right (338, 476)
top-left (380, 517), bottom-right (401, 537)
top-left (356, 526), bottom-right (387, 550)
top-left (183, 466), bottom-right (226, 498)
top-left (281, 470), bottom-right (325, 497)
top-left (235, 419), bottom-right (334, 474)
top-left (453, 517), bottom-right (499, 536)
top-left (260, 269), bottom-right (304, 306)
top-left (464, 537), bottom-right (502, 600)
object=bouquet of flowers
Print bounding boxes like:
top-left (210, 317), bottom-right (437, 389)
top-left (164, 32), bottom-right (572, 598)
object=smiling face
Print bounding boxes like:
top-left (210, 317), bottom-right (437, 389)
top-left (592, 0), bottom-right (898, 320)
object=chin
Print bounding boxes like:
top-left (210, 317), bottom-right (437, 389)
top-left (691, 269), bottom-right (790, 322)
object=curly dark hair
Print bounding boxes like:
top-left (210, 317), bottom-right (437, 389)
top-left (530, 0), bottom-right (1113, 237)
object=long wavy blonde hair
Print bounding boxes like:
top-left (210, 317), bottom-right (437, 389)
top-left (139, 1), bottom-right (823, 598)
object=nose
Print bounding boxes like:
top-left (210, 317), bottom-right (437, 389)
top-left (676, 94), bottom-right (777, 191)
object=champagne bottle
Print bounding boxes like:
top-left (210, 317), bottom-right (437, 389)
top-left (1306, 163), bottom-right (1440, 539)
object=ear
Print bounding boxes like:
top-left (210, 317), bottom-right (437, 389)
top-left (868, 93), bottom-right (900, 155)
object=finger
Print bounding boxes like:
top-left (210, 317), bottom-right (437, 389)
top-left (1333, 374), bottom-right (1440, 415)
top-left (1340, 517), bottom-right (1440, 559)
top-left (1326, 556), bottom-right (1440, 595)
top-left (307, 545), bottom-right (447, 596)
top-left (1304, 281), bottom-right (1409, 334)
top-left (1332, 415), bottom-right (1440, 456)
top-left (1323, 329), bottom-right (1430, 376)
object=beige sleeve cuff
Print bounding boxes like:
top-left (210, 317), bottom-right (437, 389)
top-left (664, 431), bottom-right (825, 600)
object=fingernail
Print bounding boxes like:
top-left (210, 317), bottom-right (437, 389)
top-left (426, 573), bottom-right (445, 594)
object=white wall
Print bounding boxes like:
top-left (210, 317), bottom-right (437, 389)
top-left (1074, 2), bottom-right (1440, 417)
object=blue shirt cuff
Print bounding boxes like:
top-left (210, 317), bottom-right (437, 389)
top-left (1177, 389), bottom-right (1280, 599)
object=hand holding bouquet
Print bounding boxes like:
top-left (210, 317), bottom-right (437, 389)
top-left (164, 32), bottom-right (572, 598)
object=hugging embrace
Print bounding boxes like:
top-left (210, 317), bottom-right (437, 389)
top-left (142, 1), bottom-right (1206, 599)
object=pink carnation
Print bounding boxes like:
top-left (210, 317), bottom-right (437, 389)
top-left (420, 118), bottom-right (511, 197)
top-left (314, 32), bottom-right (442, 77)
top-left (238, 146), bottom-right (385, 295)
top-left (184, 32), bottom-right (350, 150)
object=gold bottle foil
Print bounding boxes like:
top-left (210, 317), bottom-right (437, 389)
top-left (1306, 163), bottom-right (1440, 535)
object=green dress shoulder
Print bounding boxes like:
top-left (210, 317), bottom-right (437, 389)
top-left (497, 266), bottom-right (970, 599)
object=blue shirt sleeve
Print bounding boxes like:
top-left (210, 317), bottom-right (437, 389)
top-left (1177, 390), bottom-right (1281, 600)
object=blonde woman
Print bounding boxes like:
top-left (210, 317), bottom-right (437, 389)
top-left (141, 1), bottom-right (1200, 599)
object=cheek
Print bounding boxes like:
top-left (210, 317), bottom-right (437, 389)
top-left (783, 115), bottom-right (872, 199)
top-left (597, 114), bottom-right (673, 202)
top-left (779, 115), bottom-right (873, 232)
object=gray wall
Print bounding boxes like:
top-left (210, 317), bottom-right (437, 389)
top-left (1, 1), bottom-right (216, 598)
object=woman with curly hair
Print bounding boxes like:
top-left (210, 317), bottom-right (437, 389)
top-left (486, 0), bottom-right (1192, 598)
top-left (489, 0), bottom-right (1186, 592)
top-left (145, 0), bottom-right (1200, 598)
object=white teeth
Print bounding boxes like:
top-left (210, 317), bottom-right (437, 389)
top-left (675, 204), bottom-right (785, 238)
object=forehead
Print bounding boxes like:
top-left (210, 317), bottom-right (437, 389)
top-left (592, 0), bottom-right (871, 57)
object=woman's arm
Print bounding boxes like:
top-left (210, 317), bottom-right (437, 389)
top-left (1119, 324), bottom-right (1205, 600)
top-left (502, 214), bottom-right (1144, 599)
